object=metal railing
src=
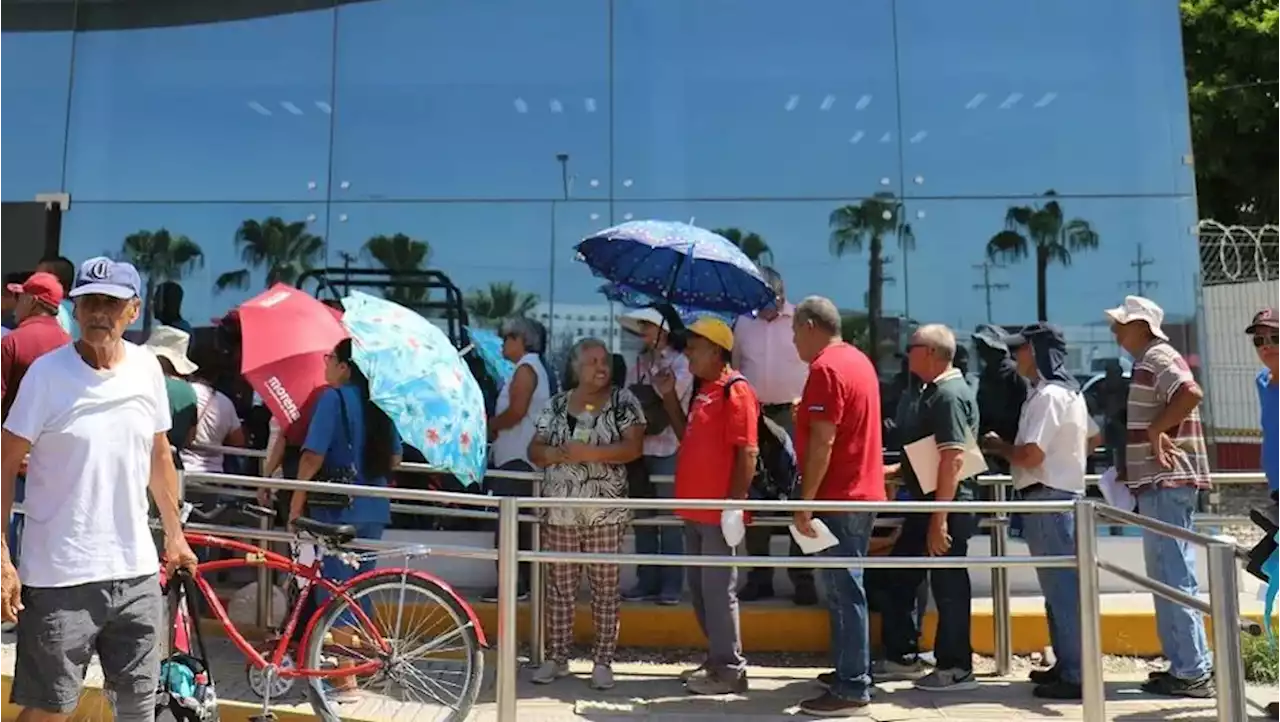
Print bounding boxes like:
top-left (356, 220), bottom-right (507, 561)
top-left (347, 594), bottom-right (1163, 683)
top-left (182, 466), bottom-right (1267, 722)
top-left (182, 450), bottom-right (1268, 722)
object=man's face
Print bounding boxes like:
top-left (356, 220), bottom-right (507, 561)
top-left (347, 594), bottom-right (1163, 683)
top-left (906, 335), bottom-right (932, 378)
top-left (1109, 321), bottom-right (1140, 354)
top-left (13, 294), bottom-right (37, 322)
top-left (1013, 344), bottom-right (1036, 379)
top-left (791, 317), bottom-right (818, 363)
top-left (683, 335), bottom-right (720, 379)
top-left (639, 321), bottom-right (662, 349)
top-left (1254, 327), bottom-right (1279, 369)
top-left (75, 294), bottom-right (139, 344)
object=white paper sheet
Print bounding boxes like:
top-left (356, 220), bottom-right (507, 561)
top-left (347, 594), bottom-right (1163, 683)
top-left (789, 518), bottom-right (840, 555)
top-left (903, 434), bottom-right (989, 495)
top-left (1097, 466), bottom-right (1135, 511)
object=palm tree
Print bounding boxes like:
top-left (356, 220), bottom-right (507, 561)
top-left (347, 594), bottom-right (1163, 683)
top-left (214, 217), bottom-right (325, 292)
top-left (464, 281), bottom-right (539, 326)
top-left (985, 190), bottom-right (1099, 321)
top-left (363, 233), bottom-right (431, 307)
top-left (712, 227), bottom-right (773, 266)
top-left (118, 229), bottom-right (204, 337)
top-left (828, 192), bottom-right (915, 363)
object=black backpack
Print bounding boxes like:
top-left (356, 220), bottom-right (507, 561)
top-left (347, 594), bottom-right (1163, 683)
top-left (721, 376), bottom-right (799, 501)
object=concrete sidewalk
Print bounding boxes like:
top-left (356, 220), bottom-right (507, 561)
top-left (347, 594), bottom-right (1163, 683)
top-left (2, 633), bottom-right (1275, 721)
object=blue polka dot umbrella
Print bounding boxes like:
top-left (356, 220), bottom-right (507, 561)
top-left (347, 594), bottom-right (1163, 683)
top-left (575, 220), bottom-right (775, 315)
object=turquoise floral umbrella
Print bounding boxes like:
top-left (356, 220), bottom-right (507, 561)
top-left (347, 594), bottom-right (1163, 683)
top-left (340, 291), bottom-right (487, 486)
top-left (464, 325), bottom-right (515, 386)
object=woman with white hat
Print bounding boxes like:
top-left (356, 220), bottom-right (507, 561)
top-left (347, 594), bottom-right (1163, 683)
top-left (144, 325), bottom-right (200, 460)
top-left (619, 307), bottom-right (693, 606)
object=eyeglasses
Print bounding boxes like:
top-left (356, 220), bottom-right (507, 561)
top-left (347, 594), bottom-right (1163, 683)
top-left (1253, 333), bottom-right (1279, 349)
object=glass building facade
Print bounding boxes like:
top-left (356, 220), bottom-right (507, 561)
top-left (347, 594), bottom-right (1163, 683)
top-left (3, 0), bottom-right (1199, 368)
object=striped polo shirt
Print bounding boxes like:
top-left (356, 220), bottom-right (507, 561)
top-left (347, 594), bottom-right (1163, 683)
top-left (1124, 340), bottom-right (1210, 490)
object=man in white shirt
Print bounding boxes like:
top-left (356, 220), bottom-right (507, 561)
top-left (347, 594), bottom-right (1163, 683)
top-left (731, 268), bottom-right (815, 604)
top-left (981, 322), bottom-right (1088, 701)
top-left (0, 257), bottom-right (197, 721)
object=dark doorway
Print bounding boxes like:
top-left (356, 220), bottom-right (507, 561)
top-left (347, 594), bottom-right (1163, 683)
top-left (2, 201), bottom-right (63, 277)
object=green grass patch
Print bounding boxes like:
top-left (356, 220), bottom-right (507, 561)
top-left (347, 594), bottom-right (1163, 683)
top-left (1242, 630), bottom-right (1278, 684)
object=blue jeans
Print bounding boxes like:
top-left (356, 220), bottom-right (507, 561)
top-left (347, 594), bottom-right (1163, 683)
top-left (817, 511), bottom-right (876, 702)
top-left (1136, 485), bottom-right (1211, 679)
top-left (1020, 486), bottom-right (1082, 684)
top-left (632, 455), bottom-right (684, 598)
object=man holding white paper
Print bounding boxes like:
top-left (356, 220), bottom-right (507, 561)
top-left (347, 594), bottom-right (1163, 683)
top-left (981, 323), bottom-right (1088, 700)
top-left (881, 324), bottom-right (981, 693)
top-left (785, 297), bottom-right (885, 716)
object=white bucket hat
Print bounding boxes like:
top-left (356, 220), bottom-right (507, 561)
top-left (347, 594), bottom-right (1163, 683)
top-left (618, 307), bottom-right (667, 337)
top-left (145, 325), bottom-right (199, 375)
top-left (1104, 295), bottom-right (1168, 341)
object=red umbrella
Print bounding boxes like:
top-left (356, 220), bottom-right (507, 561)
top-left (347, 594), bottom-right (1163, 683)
top-left (237, 284), bottom-right (347, 429)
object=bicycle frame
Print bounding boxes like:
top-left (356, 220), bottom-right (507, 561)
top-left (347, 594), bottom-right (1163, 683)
top-left (184, 531), bottom-right (385, 679)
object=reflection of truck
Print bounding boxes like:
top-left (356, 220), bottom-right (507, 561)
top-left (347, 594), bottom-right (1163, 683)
top-left (298, 267), bottom-right (502, 530)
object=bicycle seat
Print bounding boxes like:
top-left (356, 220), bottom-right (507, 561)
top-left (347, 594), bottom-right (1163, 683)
top-left (292, 517), bottom-right (357, 545)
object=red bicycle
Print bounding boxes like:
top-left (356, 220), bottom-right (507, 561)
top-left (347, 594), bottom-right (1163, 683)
top-left (180, 501), bottom-right (487, 722)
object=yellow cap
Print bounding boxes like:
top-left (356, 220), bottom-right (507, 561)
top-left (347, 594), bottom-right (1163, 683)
top-left (687, 316), bottom-right (734, 352)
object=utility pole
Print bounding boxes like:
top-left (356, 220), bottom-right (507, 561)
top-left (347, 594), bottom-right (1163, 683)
top-left (338, 251), bottom-right (356, 296)
top-left (972, 260), bottom-right (1010, 323)
top-left (1123, 243), bottom-right (1157, 296)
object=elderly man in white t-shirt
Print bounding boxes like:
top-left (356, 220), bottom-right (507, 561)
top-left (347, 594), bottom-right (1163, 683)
top-left (981, 322), bottom-right (1089, 701)
top-left (0, 257), bottom-right (197, 722)
top-left (731, 267), bottom-right (815, 605)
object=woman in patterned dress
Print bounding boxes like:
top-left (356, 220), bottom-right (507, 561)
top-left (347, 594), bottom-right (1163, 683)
top-left (527, 337), bottom-right (646, 690)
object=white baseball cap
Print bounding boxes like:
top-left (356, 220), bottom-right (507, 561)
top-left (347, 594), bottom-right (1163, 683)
top-left (1104, 295), bottom-right (1168, 341)
top-left (618, 307), bottom-right (667, 336)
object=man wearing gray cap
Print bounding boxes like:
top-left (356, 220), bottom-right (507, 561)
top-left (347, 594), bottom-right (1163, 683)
top-left (1106, 295), bottom-right (1213, 698)
top-left (0, 257), bottom-right (198, 720)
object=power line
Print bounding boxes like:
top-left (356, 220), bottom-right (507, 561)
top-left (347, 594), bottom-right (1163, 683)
top-left (1123, 243), bottom-right (1158, 296)
top-left (972, 261), bottom-right (1010, 323)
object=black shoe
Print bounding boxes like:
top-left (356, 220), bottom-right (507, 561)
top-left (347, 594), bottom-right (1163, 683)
top-left (815, 671), bottom-right (834, 688)
top-left (480, 588), bottom-right (529, 603)
top-left (1032, 680), bottom-right (1082, 700)
top-left (1028, 666), bottom-right (1060, 685)
top-left (1266, 701), bottom-right (1278, 720)
top-left (737, 581), bottom-right (774, 602)
top-left (1140, 672), bottom-right (1215, 699)
top-left (798, 691), bottom-right (869, 716)
top-left (792, 583), bottom-right (819, 607)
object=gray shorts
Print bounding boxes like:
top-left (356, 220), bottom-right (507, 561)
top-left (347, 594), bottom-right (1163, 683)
top-left (12, 573), bottom-right (163, 718)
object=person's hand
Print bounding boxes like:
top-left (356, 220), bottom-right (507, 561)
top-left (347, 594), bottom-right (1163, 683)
top-left (163, 535), bottom-right (199, 577)
top-left (1148, 429), bottom-right (1176, 469)
top-left (256, 488), bottom-right (274, 506)
top-left (1, 555), bottom-right (22, 623)
top-left (562, 442), bottom-right (593, 464)
top-left (981, 431), bottom-right (1002, 448)
top-left (927, 514), bottom-right (952, 556)
top-left (18, 455), bottom-right (28, 476)
top-left (883, 463), bottom-right (902, 481)
top-left (653, 368), bottom-right (676, 397)
top-left (793, 510), bottom-right (817, 538)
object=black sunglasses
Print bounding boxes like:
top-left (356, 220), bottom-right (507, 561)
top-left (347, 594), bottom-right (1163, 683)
top-left (1253, 333), bottom-right (1279, 348)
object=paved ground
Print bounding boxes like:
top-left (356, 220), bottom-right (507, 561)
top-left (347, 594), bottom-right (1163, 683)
top-left (3, 633), bottom-right (1276, 721)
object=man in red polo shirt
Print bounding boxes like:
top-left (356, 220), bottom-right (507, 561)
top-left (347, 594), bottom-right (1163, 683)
top-left (655, 316), bottom-right (758, 696)
top-left (788, 295), bottom-right (884, 716)
top-left (1, 271), bottom-right (72, 567)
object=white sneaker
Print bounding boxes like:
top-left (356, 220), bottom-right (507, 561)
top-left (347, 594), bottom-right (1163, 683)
top-left (531, 660), bottom-right (570, 685)
top-left (590, 663), bottom-right (615, 690)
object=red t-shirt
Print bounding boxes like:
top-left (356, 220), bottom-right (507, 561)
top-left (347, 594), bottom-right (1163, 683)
top-left (794, 342), bottom-right (886, 502)
top-left (674, 371), bottom-right (759, 525)
top-left (1, 315), bottom-right (71, 420)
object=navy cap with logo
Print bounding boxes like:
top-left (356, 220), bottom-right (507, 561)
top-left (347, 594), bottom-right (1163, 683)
top-left (70, 256), bottom-right (142, 300)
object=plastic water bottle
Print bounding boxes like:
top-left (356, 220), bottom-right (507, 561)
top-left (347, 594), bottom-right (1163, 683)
top-left (573, 404), bottom-right (597, 443)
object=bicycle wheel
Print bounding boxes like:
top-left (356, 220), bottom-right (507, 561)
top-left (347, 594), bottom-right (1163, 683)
top-left (302, 572), bottom-right (484, 722)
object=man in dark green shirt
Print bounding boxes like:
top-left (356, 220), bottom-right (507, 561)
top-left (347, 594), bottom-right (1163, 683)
top-left (882, 323), bottom-right (981, 693)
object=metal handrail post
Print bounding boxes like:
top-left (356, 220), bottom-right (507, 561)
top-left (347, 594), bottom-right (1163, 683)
top-left (528, 475), bottom-right (545, 666)
top-left (1075, 499), bottom-right (1105, 722)
top-left (1206, 542), bottom-right (1246, 722)
top-left (495, 497), bottom-right (520, 722)
top-left (990, 482), bottom-right (1012, 675)
top-left (255, 513), bottom-right (273, 629)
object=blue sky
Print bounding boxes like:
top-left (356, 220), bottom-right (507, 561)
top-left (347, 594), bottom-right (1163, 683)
top-left (2, 0), bottom-right (1199, 332)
